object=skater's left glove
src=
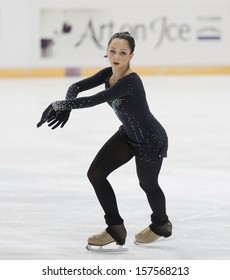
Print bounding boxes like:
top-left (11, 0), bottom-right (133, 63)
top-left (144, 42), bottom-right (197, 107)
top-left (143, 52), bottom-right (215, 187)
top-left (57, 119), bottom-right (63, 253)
top-left (47, 110), bottom-right (71, 129)
top-left (37, 104), bottom-right (56, 128)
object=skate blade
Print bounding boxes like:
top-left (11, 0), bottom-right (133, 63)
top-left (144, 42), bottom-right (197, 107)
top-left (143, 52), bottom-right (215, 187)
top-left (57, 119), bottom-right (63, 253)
top-left (86, 244), bottom-right (128, 253)
top-left (134, 235), bottom-right (175, 245)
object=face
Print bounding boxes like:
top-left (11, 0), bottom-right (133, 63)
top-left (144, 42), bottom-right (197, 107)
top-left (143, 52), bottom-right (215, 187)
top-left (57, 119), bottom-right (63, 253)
top-left (107, 38), bottom-right (133, 69)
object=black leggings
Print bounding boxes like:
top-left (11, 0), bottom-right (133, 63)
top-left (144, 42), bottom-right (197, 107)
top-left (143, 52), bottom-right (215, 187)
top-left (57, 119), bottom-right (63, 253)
top-left (87, 130), bottom-right (168, 226)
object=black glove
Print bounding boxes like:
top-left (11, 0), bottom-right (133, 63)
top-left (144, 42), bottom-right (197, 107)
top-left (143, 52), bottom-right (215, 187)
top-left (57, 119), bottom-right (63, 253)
top-left (37, 104), bottom-right (56, 128)
top-left (47, 110), bottom-right (71, 129)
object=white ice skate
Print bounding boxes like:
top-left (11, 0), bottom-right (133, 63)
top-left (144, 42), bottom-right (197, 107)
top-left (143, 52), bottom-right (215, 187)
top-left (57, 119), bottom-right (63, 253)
top-left (86, 230), bottom-right (128, 253)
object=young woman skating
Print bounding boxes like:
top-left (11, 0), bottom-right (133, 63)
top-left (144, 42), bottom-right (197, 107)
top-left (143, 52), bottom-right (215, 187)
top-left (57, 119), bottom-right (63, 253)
top-left (37, 32), bottom-right (172, 251)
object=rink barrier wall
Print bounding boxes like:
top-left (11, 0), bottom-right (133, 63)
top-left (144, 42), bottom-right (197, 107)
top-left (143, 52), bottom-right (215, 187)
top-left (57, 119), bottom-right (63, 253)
top-left (0, 66), bottom-right (230, 78)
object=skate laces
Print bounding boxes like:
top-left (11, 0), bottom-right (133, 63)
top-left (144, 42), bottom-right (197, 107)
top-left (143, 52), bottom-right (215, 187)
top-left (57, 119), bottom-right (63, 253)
top-left (91, 230), bottom-right (108, 239)
top-left (139, 227), bottom-right (151, 235)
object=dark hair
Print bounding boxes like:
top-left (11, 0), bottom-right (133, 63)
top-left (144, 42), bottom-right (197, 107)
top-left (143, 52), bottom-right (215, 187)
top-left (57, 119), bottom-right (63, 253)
top-left (107, 32), bottom-right (135, 54)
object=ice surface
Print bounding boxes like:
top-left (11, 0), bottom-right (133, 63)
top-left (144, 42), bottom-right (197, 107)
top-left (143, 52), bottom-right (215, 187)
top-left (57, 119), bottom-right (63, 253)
top-left (0, 75), bottom-right (229, 260)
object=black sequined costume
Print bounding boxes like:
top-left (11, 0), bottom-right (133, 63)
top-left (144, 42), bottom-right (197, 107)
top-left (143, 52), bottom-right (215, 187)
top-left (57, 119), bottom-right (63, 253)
top-left (52, 67), bottom-right (168, 163)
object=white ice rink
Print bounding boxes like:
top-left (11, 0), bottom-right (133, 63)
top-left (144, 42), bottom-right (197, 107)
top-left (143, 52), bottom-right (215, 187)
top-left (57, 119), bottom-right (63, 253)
top-left (0, 75), bottom-right (230, 260)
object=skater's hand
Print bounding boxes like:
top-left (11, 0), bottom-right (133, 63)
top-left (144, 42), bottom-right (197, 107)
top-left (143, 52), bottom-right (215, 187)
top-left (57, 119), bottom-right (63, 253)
top-left (47, 110), bottom-right (71, 129)
top-left (37, 104), bottom-right (56, 128)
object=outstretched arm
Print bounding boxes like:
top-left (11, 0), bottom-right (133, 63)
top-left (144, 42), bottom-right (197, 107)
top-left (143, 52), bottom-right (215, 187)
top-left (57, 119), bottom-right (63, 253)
top-left (52, 76), bottom-right (134, 111)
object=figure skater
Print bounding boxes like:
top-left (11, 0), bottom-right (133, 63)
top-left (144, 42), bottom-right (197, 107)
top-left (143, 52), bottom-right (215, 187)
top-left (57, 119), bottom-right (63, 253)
top-left (37, 32), bottom-right (172, 251)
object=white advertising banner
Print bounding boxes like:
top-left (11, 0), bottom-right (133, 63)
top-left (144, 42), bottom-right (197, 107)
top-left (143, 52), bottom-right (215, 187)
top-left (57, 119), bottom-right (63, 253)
top-left (40, 3), bottom-right (229, 67)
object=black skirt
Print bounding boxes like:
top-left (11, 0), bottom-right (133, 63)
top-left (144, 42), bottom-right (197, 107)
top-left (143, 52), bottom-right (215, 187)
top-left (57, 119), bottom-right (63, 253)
top-left (119, 125), bottom-right (168, 163)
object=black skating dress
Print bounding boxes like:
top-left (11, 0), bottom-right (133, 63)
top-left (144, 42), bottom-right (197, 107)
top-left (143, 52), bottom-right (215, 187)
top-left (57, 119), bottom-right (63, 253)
top-left (52, 67), bottom-right (168, 163)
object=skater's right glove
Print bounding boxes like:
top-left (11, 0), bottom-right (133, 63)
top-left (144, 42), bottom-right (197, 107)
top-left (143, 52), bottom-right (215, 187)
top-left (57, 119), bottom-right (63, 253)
top-left (47, 110), bottom-right (71, 129)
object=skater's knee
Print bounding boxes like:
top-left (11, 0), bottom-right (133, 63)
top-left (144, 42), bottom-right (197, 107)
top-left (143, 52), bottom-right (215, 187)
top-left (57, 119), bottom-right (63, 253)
top-left (139, 180), bottom-right (161, 194)
top-left (87, 167), bottom-right (96, 183)
top-left (139, 181), bottom-right (147, 192)
top-left (87, 165), bottom-right (105, 184)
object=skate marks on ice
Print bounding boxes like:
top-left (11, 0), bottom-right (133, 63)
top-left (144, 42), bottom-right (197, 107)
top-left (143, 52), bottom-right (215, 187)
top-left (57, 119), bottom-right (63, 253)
top-left (178, 203), bottom-right (230, 224)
